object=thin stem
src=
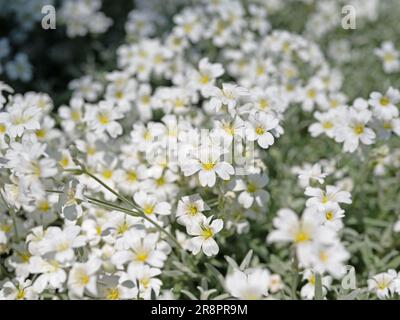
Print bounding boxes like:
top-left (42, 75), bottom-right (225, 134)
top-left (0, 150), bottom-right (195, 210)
top-left (82, 169), bottom-right (136, 208)
top-left (45, 189), bottom-right (63, 194)
top-left (0, 190), bottom-right (19, 241)
top-left (86, 197), bottom-right (182, 249)
top-left (85, 196), bottom-right (138, 215)
top-left (72, 171), bottom-right (182, 250)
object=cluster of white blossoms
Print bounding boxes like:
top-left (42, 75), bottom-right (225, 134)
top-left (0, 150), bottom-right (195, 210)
top-left (368, 269), bottom-right (400, 300)
top-left (302, 0), bottom-right (380, 39)
top-left (268, 164), bottom-right (352, 290)
top-left (0, 0), bottom-right (400, 300)
top-left (374, 42), bottom-right (400, 74)
top-left (59, 0), bottom-right (113, 38)
top-left (309, 86), bottom-right (400, 153)
top-left (0, 42), bottom-right (33, 83)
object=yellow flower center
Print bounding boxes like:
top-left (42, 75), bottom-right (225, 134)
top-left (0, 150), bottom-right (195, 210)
top-left (1, 223), bottom-right (12, 233)
top-left (187, 204), bottom-right (198, 216)
top-left (96, 226), bottom-right (102, 236)
top-left (319, 251), bottom-right (329, 262)
top-left (77, 270), bottom-right (90, 285)
top-left (136, 251), bottom-right (149, 262)
top-left (59, 156), bottom-right (70, 168)
top-left (18, 251), bottom-right (31, 263)
top-left (141, 95), bottom-right (150, 104)
top-left (259, 99), bottom-right (269, 109)
top-left (255, 126), bottom-right (265, 135)
top-left (57, 242), bottom-right (70, 252)
top-left (156, 176), bottom-right (166, 186)
top-left (380, 97), bottom-right (390, 106)
top-left (106, 288), bottom-right (120, 300)
top-left (323, 121), bottom-right (333, 129)
top-left (294, 230), bottom-right (310, 243)
top-left (384, 53), bottom-right (394, 62)
top-left (383, 122), bottom-right (393, 130)
top-left (307, 89), bottom-right (317, 99)
top-left (16, 289), bottom-right (26, 300)
top-left (377, 281), bottom-right (389, 290)
top-left (309, 275), bottom-right (316, 285)
top-left (201, 226), bottom-right (214, 240)
top-left (247, 183), bottom-right (257, 193)
top-left (144, 204), bottom-right (155, 215)
top-left (71, 111), bottom-right (81, 121)
top-left (97, 113), bottom-right (110, 125)
top-left (102, 169), bottom-right (113, 179)
top-left (35, 129), bottom-right (46, 138)
top-left (200, 74), bottom-right (210, 84)
top-left (115, 91), bottom-right (124, 99)
top-left (330, 99), bottom-right (339, 108)
top-left (256, 65), bottom-right (265, 76)
top-left (87, 146), bottom-right (96, 155)
top-left (325, 211), bottom-right (334, 221)
top-left (202, 162), bottom-right (215, 171)
top-left (0, 124), bottom-right (6, 134)
top-left (143, 130), bottom-right (152, 141)
top-left (38, 200), bottom-right (50, 212)
top-left (140, 278), bottom-right (150, 289)
top-left (353, 124), bottom-right (364, 135)
top-left (127, 171), bottom-right (137, 182)
top-left (224, 125), bottom-right (235, 136)
top-left (117, 222), bottom-right (129, 235)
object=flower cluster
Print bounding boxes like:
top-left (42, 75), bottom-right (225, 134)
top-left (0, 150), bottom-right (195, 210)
top-left (268, 166), bottom-right (351, 284)
top-left (0, 0), bottom-right (400, 301)
top-left (309, 87), bottom-right (400, 153)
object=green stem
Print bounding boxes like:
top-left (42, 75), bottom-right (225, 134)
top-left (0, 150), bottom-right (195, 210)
top-left (71, 171), bottom-right (183, 250)
top-left (82, 169), bottom-right (137, 209)
top-left (0, 189), bottom-right (19, 241)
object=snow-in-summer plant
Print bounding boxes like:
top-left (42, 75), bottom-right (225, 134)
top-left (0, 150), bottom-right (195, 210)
top-left (0, 0), bottom-right (400, 300)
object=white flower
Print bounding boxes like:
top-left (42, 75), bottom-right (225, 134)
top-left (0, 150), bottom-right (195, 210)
top-left (58, 97), bottom-right (84, 133)
top-left (317, 203), bottom-right (345, 231)
top-left (111, 232), bottom-right (167, 269)
top-left (300, 270), bottom-right (332, 300)
top-left (187, 216), bottom-right (223, 256)
top-left (39, 226), bottom-right (86, 263)
top-left (5, 53), bottom-right (32, 82)
top-left (297, 163), bottom-right (328, 188)
top-left (204, 83), bottom-right (248, 113)
top-left (310, 243), bottom-right (349, 278)
top-left (67, 258), bottom-right (102, 298)
top-left (181, 147), bottom-right (234, 187)
top-left (309, 110), bottom-right (338, 138)
top-left (267, 208), bottom-right (336, 267)
top-left (191, 58), bottom-right (224, 93)
top-left (133, 191), bottom-right (171, 218)
top-left (245, 112), bottom-right (279, 149)
top-left (0, 103), bottom-right (41, 138)
top-left (85, 100), bottom-right (123, 138)
top-left (374, 41), bottom-right (400, 73)
top-left (368, 270), bottom-right (398, 299)
top-left (176, 194), bottom-right (209, 226)
top-left (394, 220), bottom-right (400, 233)
top-left (368, 87), bottom-right (400, 120)
top-left (225, 268), bottom-right (270, 300)
top-left (128, 264), bottom-right (162, 299)
top-left (334, 109), bottom-right (376, 153)
top-left (233, 174), bottom-right (269, 208)
top-left (305, 185), bottom-right (352, 210)
top-left (29, 256), bottom-right (67, 293)
top-left (0, 278), bottom-right (37, 300)
top-left (69, 75), bottom-right (103, 102)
